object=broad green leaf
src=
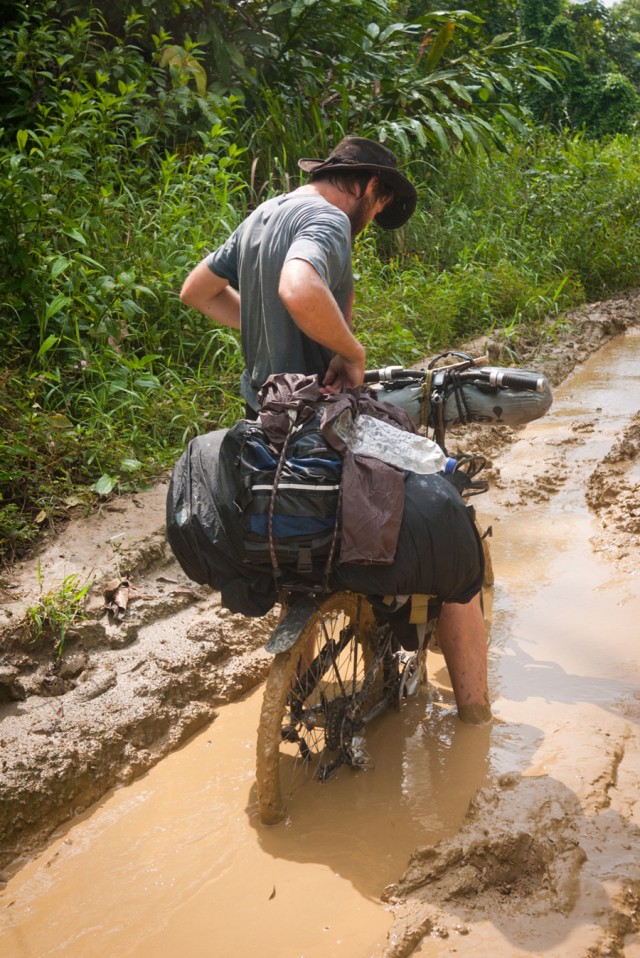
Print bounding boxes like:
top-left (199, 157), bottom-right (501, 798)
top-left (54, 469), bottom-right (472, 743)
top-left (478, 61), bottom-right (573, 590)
top-left (63, 228), bottom-right (87, 246)
top-left (45, 413), bottom-right (73, 430)
top-left (448, 116), bottom-right (464, 141)
top-left (423, 116), bottom-right (449, 152)
top-left (291, 0), bottom-right (320, 19)
top-left (190, 61), bottom-right (208, 96)
top-left (16, 129), bottom-right (28, 150)
top-left (445, 79), bottom-right (473, 104)
top-left (159, 45), bottom-right (181, 68)
top-left (422, 22), bottom-right (455, 72)
top-left (134, 376), bottom-right (161, 390)
top-left (379, 23), bottom-right (408, 44)
top-left (458, 118), bottom-right (480, 149)
top-left (93, 474), bottom-right (117, 496)
top-left (37, 334), bottom-right (59, 358)
top-left (499, 107), bottom-right (528, 134)
top-left (226, 44), bottom-right (245, 70)
top-left (408, 118), bottom-right (427, 147)
top-left (77, 253), bottom-right (106, 270)
top-left (44, 294), bottom-right (71, 323)
top-left (51, 256), bottom-right (70, 279)
top-left (491, 33), bottom-right (515, 46)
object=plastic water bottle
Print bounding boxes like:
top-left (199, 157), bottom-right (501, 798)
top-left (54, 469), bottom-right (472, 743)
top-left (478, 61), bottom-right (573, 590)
top-left (334, 414), bottom-right (456, 475)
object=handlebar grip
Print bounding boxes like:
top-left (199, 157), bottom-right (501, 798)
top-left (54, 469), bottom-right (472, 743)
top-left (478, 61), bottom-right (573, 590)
top-left (477, 368), bottom-right (546, 393)
top-left (363, 366), bottom-right (404, 384)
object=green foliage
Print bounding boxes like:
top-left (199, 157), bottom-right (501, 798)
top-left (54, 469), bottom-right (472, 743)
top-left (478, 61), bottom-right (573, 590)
top-left (26, 563), bottom-right (92, 660)
top-left (238, 5), bottom-right (567, 168)
top-left (0, 4), bottom-right (248, 558)
top-left (520, 0), bottom-right (562, 44)
top-left (355, 131), bottom-right (640, 365)
top-left (1, 2), bottom-right (640, 562)
top-left (520, 0), bottom-right (640, 134)
top-left (9, 2), bottom-right (566, 162)
top-left (585, 72), bottom-right (640, 136)
top-left (607, 0), bottom-right (640, 89)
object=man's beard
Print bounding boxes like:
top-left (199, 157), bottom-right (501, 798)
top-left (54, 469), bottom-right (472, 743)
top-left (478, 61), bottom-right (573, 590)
top-left (347, 194), bottom-right (377, 237)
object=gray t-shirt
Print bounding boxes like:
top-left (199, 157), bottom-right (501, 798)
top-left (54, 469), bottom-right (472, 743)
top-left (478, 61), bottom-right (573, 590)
top-left (207, 193), bottom-right (354, 410)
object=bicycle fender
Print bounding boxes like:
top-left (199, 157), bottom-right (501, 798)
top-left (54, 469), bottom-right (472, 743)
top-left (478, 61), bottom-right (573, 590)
top-left (265, 595), bottom-right (319, 654)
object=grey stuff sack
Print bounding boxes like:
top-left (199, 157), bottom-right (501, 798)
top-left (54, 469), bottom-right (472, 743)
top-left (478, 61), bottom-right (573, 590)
top-left (165, 429), bottom-right (278, 617)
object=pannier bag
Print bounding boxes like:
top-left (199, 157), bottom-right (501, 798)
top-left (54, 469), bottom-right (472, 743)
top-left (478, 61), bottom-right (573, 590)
top-left (334, 469), bottom-right (484, 605)
top-left (166, 421), bottom-right (484, 619)
top-left (166, 428), bottom-right (279, 616)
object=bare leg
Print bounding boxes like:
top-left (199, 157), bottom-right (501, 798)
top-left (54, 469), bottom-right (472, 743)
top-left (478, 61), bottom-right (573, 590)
top-left (436, 592), bottom-right (492, 725)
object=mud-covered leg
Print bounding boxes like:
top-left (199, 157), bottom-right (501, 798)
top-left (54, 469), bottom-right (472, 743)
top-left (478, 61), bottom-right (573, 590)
top-left (436, 592), bottom-right (492, 725)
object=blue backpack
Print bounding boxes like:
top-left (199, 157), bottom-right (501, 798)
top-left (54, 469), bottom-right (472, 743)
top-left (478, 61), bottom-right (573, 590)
top-left (217, 412), bottom-right (343, 582)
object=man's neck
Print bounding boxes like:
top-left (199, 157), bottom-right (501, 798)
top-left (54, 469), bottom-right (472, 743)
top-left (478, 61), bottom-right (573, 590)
top-left (292, 181), bottom-right (350, 214)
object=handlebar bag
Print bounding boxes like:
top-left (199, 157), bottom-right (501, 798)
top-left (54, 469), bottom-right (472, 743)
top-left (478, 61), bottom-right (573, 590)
top-left (375, 370), bottom-right (552, 429)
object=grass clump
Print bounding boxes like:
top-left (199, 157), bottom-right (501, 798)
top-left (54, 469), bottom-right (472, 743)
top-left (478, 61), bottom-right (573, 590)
top-left (26, 564), bottom-right (93, 661)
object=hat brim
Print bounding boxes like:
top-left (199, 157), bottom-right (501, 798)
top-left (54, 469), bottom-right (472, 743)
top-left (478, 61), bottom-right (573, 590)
top-left (298, 158), bottom-right (417, 229)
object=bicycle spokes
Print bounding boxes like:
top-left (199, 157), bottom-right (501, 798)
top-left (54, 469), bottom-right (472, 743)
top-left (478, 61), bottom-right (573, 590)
top-left (280, 621), bottom-right (398, 781)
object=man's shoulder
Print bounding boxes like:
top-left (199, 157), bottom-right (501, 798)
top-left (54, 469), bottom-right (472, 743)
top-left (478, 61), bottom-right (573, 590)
top-left (259, 192), bottom-right (348, 227)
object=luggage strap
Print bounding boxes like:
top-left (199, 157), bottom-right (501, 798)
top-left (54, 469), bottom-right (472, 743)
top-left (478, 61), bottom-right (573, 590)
top-left (268, 414), bottom-right (343, 595)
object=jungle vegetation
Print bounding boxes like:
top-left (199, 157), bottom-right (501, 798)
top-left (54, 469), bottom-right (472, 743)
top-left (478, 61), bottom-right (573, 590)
top-left (1, 0), bottom-right (640, 560)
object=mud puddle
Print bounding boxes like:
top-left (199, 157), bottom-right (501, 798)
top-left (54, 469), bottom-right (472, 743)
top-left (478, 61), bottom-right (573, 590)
top-left (2, 326), bottom-right (640, 958)
top-left (0, 665), bottom-right (497, 957)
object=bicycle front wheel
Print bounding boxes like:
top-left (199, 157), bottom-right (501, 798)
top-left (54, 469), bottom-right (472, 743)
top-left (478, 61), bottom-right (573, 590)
top-left (256, 591), bottom-right (391, 826)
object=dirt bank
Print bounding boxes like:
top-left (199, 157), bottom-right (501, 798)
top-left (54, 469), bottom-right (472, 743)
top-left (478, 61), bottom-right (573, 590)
top-left (1, 287), bottom-right (639, 908)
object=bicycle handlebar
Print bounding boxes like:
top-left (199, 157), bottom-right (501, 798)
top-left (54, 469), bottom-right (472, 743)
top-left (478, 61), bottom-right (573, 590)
top-left (459, 367), bottom-right (545, 393)
top-left (363, 364), bottom-right (546, 394)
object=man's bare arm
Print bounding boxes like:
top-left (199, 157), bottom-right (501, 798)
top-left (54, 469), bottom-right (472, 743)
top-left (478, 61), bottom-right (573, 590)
top-left (278, 259), bottom-right (365, 390)
top-left (180, 258), bottom-right (241, 329)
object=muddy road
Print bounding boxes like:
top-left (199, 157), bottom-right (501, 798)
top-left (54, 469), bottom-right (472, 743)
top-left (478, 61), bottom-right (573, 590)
top-left (1, 293), bottom-right (639, 957)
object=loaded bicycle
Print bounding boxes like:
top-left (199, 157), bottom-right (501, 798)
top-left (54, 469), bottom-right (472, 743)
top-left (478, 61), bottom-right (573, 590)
top-left (254, 353), bottom-right (551, 825)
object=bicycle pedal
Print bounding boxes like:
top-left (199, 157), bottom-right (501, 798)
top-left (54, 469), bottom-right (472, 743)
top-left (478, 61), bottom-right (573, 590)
top-left (400, 670), bottom-right (420, 698)
top-left (348, 735), bottom-right (371, 768)
top-left (398, 652), bottom-right (426, 699)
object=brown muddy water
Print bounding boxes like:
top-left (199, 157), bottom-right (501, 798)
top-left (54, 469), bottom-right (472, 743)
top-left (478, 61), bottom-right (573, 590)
top-left (1, 330), bottom-right (640, 958)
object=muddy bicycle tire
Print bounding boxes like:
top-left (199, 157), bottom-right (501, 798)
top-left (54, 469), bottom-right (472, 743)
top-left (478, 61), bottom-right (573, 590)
top-left (256, 591), bottom-right (385, 826)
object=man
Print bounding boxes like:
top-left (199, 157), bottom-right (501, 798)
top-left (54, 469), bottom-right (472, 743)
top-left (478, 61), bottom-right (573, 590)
top-left (180, 136), bottom-right (491, 724)
top-left (180, 136), bottom-right (415, 413)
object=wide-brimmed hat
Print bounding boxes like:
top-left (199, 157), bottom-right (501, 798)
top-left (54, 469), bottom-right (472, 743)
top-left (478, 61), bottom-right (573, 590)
top-left (298, 136), bottom-right (417, 229)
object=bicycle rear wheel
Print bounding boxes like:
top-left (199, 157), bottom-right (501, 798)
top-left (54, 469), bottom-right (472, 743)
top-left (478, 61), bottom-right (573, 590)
top-left (256, 591), bottom-right (392, 825)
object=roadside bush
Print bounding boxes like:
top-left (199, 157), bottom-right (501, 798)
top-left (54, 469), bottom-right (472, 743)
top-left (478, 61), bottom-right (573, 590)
top-left (0, 5), bottom-right (248, 559)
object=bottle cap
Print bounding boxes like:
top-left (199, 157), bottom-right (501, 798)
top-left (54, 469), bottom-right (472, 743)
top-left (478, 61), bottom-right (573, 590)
top-left (444, 457), bottom-right (457, 474)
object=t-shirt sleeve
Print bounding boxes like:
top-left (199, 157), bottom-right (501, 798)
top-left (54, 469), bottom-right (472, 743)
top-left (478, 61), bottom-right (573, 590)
top-left (283, 207), bottom-right (351, 287)
top-left (207, 229), bottom-right (240, 289)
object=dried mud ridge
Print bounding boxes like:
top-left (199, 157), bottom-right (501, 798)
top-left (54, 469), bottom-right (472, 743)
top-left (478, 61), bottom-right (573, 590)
top-left (1, 288), bottom-right (640, 916)
top-left (382, 746), bottom-right (640, 958)
top-left (0, 532), bottom-right (278, 876)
